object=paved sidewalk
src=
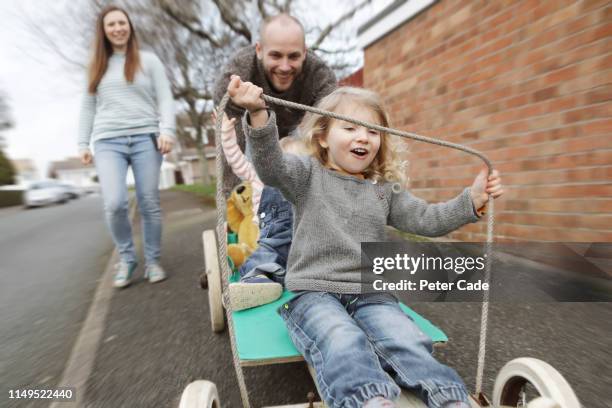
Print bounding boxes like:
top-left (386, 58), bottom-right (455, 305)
top-left (81, 190), bottom-right (317, 408)
top-left (74, 189), bottom-right (609, 407)
top-left (82, 190), bottom-right (238, 407)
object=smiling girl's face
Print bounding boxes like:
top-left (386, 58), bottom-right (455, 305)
top-left (318, 102), bottom-right (382, 178)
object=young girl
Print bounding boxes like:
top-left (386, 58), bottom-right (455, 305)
top-left (227, 75), bottom-right (503, 408)
top-left (219, 112), bottom-right (308, 310)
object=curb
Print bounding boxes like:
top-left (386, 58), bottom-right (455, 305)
top-left (50, 197), bottom-right (138, 408)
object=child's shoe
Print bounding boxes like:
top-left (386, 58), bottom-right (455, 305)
top-left (228, 274), bottom-right (282, 311)
top-left (363, 397), bottom-right (395, 408)
top-left (442, 402), bottom-right (471, 408)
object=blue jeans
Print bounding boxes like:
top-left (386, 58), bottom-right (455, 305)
top-left (94, 134), bottom-right (163, 266)
top-left (279, 292), bottom-right (469, 408)
top-left (239, 186), bottom-right (293, 284)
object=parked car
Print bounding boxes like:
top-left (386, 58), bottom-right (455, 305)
top-left (23, 180), bottom-right (70, 208)
top-left (59, 183), bottom-right (81, 199)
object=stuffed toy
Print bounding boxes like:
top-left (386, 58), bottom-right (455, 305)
top-left (226, 181), bottom-right (259, 268)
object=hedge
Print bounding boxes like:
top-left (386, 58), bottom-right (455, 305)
top-left (0, 190), bottom-right (23, 207)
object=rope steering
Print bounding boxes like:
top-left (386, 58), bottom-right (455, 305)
top-left (214, 92), bottom-right (496, 407)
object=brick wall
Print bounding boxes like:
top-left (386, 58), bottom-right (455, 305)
top-left (363, 0), bottom-right (611, 242)
top-left (340, 68), bottom-right (364, 87)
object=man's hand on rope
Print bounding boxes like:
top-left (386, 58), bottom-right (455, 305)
top-left (227, 75), bottom-right (268, 128)
top-left (470, 169), bottom-right (503, 216)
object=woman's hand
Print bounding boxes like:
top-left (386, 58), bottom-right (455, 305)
top-left (80, 149), bottom-right (93, 165)
top-left (157, 134), bottom-right (174, 154)
top-left (470, 169), bottom-right (503, 215)
top-left (227, 75), bottom-right (266, 114)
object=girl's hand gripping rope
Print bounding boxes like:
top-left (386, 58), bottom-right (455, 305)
top-left (212, 108), bottom-right (237, 134)
top-left (470, 169), bottom-right (503, 217)
top-left (227, 75), bottom-right (268, 128)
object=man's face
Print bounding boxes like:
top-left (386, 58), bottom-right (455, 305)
top-left (256, 21), bottom-right (306, 92)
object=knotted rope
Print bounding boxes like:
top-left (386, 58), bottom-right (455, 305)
top-left (214, 92), bottom-right (495, 406)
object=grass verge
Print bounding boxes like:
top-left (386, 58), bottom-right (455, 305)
top-left (171, 182), bottom-right (216, 206)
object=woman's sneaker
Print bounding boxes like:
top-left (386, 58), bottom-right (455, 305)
top-left (145, 263), bottom-right (167, 283)
top-left (228, 274), bottom-right (282, 311)
top-left (113, 261), bottom-right (138, 288)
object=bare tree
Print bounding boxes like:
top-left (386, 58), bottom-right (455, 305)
top-left (0, 91), bottom-right (13, 135)
top-left (0, 91), bottom-right (16, 185)
top-left (159, 0), bottom-right (370, 75)
top-left (18, 0), bottom-right (372, 185)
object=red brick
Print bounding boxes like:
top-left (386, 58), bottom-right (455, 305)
top-left (527, 198), bottom-right (612, 213)
top-left (580, 119), bottom-right (612, 134)
top-left (564, 104), bottom-right (611, 124)
top-left (585, 85), bottom-right (612, 105)
top-left (497, 212), bottom-right (612, 230)
top-left (362, 0), bottom-right (610, 242)
top-left (580, 0), bottom-right (610, 13)
top-left (494, 223), bottom-right (612, 242)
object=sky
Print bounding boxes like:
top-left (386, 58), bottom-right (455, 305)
top-left (0, 0), bottom-right (86, 179)
top-left (0, 0), bottom-right (392, 180)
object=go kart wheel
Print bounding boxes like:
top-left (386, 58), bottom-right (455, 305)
top-left (493, 357), bottom-right (580, 408)
top-left (203, 230), bottom-right (224, 332)
top-left (179, 380), bottom-right (220, 408)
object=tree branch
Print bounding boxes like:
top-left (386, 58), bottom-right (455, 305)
top-left (310, 0), bottom-right (372, 51)
top-left (17, 7), bottom-right (88, 70)
top-left (315, 46), bottom-right (357, 55)
top-left (159, 1), bottom-right (221, 47)
top-left (211, 0), bottom-right (252, 43)
top-left (173, 87), bottom-right (212, 101)
top-left (257, 0), bottom-right (269, 19)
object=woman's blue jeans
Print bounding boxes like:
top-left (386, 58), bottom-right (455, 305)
top-left (279, 292), bottom-right (469, 408)
top-left (94, 134), bottom-right (163, 266)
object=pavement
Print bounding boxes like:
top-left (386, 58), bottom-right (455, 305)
top-left (52, 189), bottom-right (610, 408)
top-left (62, 190), bottom-right (317, 408)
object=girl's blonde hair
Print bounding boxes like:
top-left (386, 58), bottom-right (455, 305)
top-left (299, 87), bottom-right (407, 184)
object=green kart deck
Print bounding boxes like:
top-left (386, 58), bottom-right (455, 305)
top-left (231, 288), bottom-right (448, 366)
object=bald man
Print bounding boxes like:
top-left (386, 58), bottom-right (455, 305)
top-left (214, 14), bottom-right (337, 196)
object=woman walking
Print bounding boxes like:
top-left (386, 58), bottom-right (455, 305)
top-left (78, 5), bottom-right (175, 288)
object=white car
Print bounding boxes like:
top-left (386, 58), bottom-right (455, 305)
top-left (59, 183), bottom-right (81, 199)
top-left (24, 180), bottom-right (70, 208)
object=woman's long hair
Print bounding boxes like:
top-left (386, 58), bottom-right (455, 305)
top-left (299, 87), bottom-right (407, 184)
top-left (88, 5), bottom-right (141, 94)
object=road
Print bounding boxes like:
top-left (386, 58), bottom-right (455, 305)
top-left (0, 195), bottom-right (114, 408)
top-left (1, 191), bottom-right (609, 407)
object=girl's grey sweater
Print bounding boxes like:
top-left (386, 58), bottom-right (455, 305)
top-left (78, 51), bottom-right (175, 151)
top-left (245, 112), bottom-right (480, 294)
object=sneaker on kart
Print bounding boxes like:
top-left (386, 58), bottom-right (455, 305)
top-left (113, 261), bottom-right (138, 288)
top-left (228, 274), bottom-right (282, 311)
top-left (145, 263), bottom-right (168, 283)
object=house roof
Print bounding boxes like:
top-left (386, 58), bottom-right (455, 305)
top-left (11, 158), bottom-right (37, 173)
top-left (357, 0), bottom-right (437, 49)
top-left (178, 146), bottom-right (216, 160)
top-left (48, 157), bottom-right (87, 171)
